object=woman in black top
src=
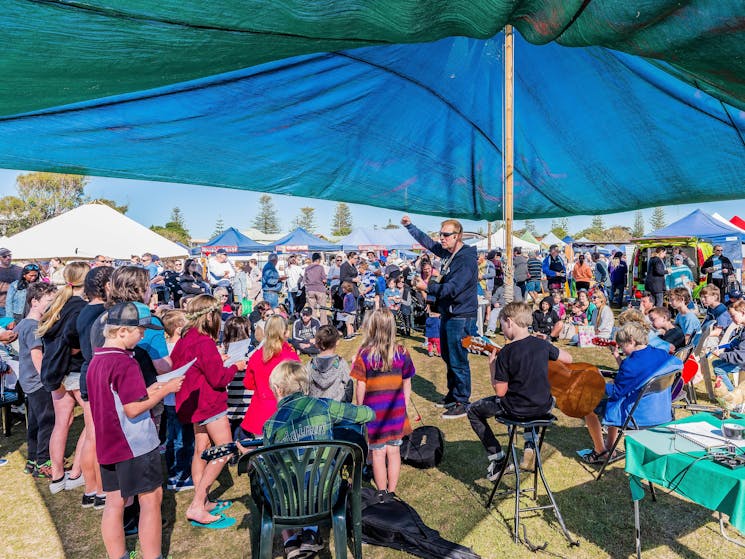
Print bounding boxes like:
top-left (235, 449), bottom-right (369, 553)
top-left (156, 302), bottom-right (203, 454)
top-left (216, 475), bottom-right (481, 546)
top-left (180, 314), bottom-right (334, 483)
top-left (644, 247), bottom-right (668, 307)
top-left (76, 266), bottom-right (113, 508)
top-left (179, 258), bottom-right (209, 306)
top-left (38, 261), bottom-right (89, 492)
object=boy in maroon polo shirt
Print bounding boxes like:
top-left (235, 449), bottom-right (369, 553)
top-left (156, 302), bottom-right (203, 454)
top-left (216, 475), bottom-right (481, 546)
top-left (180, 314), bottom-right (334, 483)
top-left (87, 302), bottom-right (183, 559)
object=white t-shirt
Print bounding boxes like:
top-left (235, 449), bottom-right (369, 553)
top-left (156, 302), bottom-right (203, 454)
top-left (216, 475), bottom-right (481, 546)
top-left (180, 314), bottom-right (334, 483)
top-left (208, 257), bottom-right (236, 282)
top-left (286, 264), bottom-right (304, 292)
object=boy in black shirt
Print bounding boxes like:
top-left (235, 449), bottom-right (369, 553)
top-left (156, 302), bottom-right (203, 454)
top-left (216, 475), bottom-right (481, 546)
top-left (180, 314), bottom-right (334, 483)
top-left (467, 302), bottom-right (573, 479)
top-left (648, 306), bottom-right (686, 350)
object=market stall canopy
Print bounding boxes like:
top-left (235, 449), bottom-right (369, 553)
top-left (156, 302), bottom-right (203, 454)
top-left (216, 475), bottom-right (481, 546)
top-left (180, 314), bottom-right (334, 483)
top-left (475, 228), bottom-right (539, 252)
top-left (268, 228), bottom-right (342, 253)
top-left (338, 228), bottom-right (422, 252)
top-left (199, 227), bottom-right (268, 255)
top-left (0, 3), bottom-right (743, 220)
top-left (731, 216), bottom-right (745, 231)
top-left (646, 209), bottom-right (745, 242)
top-left (5, 203), bottom-right (189, 260)
top-left (540, 232), bottom-right (565, 248)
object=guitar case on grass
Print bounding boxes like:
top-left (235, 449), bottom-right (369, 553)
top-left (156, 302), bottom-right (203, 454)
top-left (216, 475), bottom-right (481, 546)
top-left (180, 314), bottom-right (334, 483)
top-left (400, 425), bottom-right (444, 469)
top-left (358, 488), bottom-right (481, 559)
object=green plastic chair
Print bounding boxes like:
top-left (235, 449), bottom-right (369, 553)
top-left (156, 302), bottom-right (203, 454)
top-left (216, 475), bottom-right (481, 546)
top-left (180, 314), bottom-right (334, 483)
top-left (237, 440), bottom-right (363, 559)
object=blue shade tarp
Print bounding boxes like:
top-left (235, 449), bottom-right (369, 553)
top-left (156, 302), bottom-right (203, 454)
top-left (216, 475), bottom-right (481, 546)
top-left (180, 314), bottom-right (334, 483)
top-left (200, 227), bottom-right (268, 255)
top-left (268, 228), bottom-right (341, 253)
top-left (1, 34), bottom-right (743, 221)
top-left (646, 210), bottom-right (745, 242)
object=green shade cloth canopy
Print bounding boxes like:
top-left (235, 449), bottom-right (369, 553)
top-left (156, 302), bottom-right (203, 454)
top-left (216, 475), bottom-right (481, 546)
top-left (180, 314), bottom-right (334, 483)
top-left (2, 0), bottom-right (744, 116)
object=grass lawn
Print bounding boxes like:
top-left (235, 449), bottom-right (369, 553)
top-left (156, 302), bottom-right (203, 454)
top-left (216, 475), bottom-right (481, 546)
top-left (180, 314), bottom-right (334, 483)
top-left (1, 332), bottom-right (742, 559)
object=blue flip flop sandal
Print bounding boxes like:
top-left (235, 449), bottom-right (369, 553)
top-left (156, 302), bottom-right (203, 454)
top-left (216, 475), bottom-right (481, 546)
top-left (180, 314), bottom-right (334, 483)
top-left (189, 514), bottom-right (236, 530)
top-left (208, 499), bottom-right (233, 514)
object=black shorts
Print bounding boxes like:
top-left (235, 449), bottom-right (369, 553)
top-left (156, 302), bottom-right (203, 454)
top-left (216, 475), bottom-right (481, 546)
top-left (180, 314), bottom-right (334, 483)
top-left (100, 447), bottom-right (163, 498)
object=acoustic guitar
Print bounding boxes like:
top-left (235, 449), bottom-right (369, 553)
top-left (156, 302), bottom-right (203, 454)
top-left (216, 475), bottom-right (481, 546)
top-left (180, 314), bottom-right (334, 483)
top-left (462, 335), bottom-right (607, 418)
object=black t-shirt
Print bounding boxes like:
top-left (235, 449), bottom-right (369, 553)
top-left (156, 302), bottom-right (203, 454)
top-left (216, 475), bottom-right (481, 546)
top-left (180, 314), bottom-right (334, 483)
top-left (661, 326), bottom-right (686, 350)
top-left (76, 303), bottom-right (106, 400)
top-left (532, 309), bottom-right (560, 336)
top-left (492, 336), bottom-right (558, 417)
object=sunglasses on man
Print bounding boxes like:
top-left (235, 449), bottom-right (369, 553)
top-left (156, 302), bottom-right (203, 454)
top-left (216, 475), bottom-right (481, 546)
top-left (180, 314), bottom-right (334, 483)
top-left (439, 231), bottom-right (458, 238)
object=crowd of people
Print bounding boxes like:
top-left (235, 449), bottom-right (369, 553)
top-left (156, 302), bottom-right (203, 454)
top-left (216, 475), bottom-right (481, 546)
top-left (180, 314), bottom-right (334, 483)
top-left (0, 230), bottom-right (742, 558)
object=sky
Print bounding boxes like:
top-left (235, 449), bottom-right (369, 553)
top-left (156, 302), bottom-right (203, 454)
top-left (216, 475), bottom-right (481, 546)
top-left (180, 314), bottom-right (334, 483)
top-left (2, 168), bottom-right (745, 241)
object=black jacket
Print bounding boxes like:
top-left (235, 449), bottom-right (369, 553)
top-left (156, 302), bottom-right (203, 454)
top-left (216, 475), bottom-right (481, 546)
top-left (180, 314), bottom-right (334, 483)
top-left (701, 254), bottom-right (734, 283)
top-left (40, 296), bottom-right (87, 392)
top-left (405, 224), bottom-right (478, 317)
top-left (644, 256), bottom-right (667, 293)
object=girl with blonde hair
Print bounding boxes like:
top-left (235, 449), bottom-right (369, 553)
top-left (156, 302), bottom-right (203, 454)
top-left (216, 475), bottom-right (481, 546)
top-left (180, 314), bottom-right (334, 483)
top-left (589, 289), bottom-right (614, 340)
top-left (38, 261), bottom-right (90, 493)
top-left (351, 309), bottom-right (415, 502)
top-left (172, 294), bottom-right (247, 528)
top-left (239, 315), bottom-right (300, 438)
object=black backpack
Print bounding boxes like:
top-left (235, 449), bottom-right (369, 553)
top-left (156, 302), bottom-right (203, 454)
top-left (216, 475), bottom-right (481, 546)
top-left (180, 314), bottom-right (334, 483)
top-left (400, 425), bottom-right (444, 469)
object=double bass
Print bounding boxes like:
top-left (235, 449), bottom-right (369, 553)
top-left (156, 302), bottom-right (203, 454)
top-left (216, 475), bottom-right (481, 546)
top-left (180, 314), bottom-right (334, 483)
top-left (462, 336), bottom-right (606, 418)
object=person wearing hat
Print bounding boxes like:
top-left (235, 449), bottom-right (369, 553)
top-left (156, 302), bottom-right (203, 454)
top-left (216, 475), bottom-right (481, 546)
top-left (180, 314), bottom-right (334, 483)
top-left (666, 253), bottom-right (695, 294)
top-left (261, 253), bottom-right (285, 309)
top-left (208, 248), bottom-right (236, 286)
top-left (290, 307), bottom-right (321, 355)
top-left (86, 301), bottom-right (184, 559)
top-left (0, 248), bottom-right (22, 318)
top-left (701, 244), bottom-right (734, 301)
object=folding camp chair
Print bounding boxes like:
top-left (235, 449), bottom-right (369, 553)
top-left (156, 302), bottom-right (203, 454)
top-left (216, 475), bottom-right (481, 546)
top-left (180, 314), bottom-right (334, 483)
top-left (596, 369), bottom-right (681, 481)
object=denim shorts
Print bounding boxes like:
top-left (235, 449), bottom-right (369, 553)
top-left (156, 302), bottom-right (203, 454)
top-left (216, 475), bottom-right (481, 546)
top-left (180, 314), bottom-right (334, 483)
top-left (369, 438), bottom-right (403, 451)
top-left (526, 280), bottom-right (542, 292)
top-left (198, 410), bottom-right (227, 426)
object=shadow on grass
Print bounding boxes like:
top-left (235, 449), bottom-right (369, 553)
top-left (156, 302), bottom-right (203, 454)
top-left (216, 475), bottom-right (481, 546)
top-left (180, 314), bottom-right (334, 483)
top-left (0, 410), bottom-right (29, 457)
top-left (411, 373), bottom-right (443, 406)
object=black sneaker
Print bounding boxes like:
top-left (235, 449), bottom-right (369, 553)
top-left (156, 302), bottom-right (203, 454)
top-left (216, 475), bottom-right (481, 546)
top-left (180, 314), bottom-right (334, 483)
top-left (24, 460), bottom-right (36, 475)
top-left (375, 489), bottom-right (387, 503)
top-left (441, 402), bottom-right (467, 419)
top-left (434, 397), bottom-right (454, 409)
top-left (94, 495), bottom-right (106, 510)
top-left (299, 529), bottom-right (324, 555)
top-left (81, 493), bottom-right (96, 508)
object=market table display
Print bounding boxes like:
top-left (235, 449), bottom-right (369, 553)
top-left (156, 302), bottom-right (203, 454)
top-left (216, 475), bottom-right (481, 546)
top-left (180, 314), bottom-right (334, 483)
top-left (625, 413), bottom-right (745, 557)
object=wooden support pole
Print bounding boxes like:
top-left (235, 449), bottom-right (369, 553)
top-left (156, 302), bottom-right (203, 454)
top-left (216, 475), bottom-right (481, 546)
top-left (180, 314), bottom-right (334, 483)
top-left (503, 25), bottom-right (515, 303)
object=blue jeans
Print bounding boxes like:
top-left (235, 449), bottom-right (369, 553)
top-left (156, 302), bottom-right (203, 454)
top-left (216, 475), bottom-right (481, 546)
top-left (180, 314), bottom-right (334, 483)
top-left (263, 290), bottom-right (279, 309)
top-left (164, 405), bottom-right (195, 482)
top-left (440, 315), bottom-right (475, 404)
top-left (712, 359), bottom-right (738, 391)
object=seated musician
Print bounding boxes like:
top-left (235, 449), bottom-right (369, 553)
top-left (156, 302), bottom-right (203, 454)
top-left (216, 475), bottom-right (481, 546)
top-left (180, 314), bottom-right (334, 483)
top-left (243, 360), bottom-right (374, 559)
top-left (648, 306), bottom-right (686, 351)
top-left (710, 299), bottom-right (745, 392)
top-left (580, 322), bottom-right (682, 464)
top-left (467, 302), bottom-right (572, 480)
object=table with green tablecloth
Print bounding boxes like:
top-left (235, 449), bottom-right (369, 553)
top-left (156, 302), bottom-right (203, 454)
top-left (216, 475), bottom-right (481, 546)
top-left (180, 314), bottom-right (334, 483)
top-left (625, 413), bottom-right (745, 557)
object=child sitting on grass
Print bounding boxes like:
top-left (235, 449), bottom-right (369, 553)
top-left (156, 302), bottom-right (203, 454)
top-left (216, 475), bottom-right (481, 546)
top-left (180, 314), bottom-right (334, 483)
top-left (580, 321), bottom-right (681, 464)
top-left (87, 302), bottom-right (184, 559)
top-left (305, 325), bottom-right (353, 402)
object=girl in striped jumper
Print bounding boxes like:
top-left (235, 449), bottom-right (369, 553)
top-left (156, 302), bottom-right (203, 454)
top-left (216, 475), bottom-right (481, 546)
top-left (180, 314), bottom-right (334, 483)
top-left (351, 309), bottom-right (415, 502)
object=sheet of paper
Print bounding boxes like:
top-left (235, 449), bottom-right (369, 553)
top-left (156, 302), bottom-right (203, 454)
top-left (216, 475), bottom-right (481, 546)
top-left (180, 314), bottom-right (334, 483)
top-left (156, 358), bottom-right (196, 383)
top-left (224, 339), bottom-right (251, 366)
top-left (669, 421), bottom-right (745, 449)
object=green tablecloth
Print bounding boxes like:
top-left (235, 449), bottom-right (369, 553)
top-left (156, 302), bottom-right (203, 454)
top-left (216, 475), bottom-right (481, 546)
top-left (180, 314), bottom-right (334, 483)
top-left (625, 413), bottom-right (745, 534)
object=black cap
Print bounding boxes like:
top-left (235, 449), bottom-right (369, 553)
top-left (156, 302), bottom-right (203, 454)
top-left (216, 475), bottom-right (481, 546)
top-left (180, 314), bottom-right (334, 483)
top-left (301, 307), bottom-right (313, 316)
top-left (105, 302), bottom-right (162, 330)
top-left (216, 248), bottom-right (228, 255)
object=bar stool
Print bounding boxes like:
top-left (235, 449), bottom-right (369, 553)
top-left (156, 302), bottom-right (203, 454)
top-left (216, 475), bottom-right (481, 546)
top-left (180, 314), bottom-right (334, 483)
top-left (486, 413), bottom-right (578, 548)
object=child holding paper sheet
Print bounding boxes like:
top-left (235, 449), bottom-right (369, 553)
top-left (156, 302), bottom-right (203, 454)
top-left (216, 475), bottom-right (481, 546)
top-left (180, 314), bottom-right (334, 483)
top-left (172, 295), bottom-right (247, 529)
top-left (222, 316), bottom-right (254, 438)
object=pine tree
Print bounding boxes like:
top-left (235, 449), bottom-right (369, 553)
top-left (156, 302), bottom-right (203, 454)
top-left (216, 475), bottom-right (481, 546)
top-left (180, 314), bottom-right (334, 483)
top-left (211, 216), bottom-right (225, 238)
top-left (252, 194), bottom-right (280, 234)
top-left (550, 217), bottom-right (569, 239)
top-left (524, 219), bottom-right (537, 235)
top-left (292, 207), bottom-right (316, 232)
top-left (331, 202), bottom-right (353, 236)
top-left (170, 207), bottom-right (186, 228)
top-left (631, 210), bottom-right (645, 237)
top-left (591, 215), bottom-right (605, 231)
top-left (649, 207), bottom-right (666, 231)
